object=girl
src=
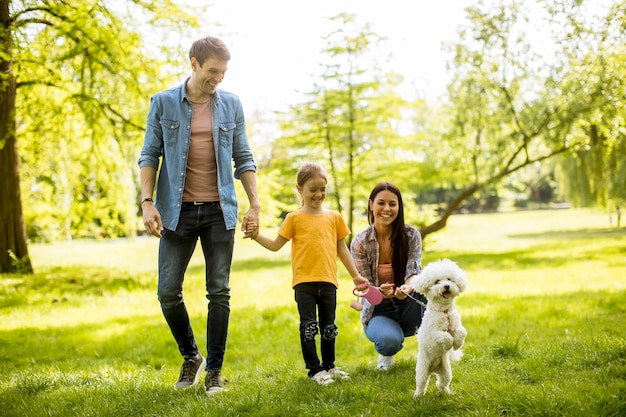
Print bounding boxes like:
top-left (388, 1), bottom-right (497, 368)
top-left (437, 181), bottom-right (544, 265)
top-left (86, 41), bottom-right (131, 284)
top-left (350, 182), bottom-right (427, 370)
top-left (247, 162), bottom-right (367, 385)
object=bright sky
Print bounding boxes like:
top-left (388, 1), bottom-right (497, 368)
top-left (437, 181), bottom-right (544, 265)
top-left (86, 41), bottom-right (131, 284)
top-left (188, 0), bottom-right (475, 114)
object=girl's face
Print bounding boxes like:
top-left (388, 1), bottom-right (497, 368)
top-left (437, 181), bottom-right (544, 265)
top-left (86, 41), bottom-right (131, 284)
top-left (298, 176), bottom-right (327, 210)
top-left (370, 190), bottom-right (399, 227)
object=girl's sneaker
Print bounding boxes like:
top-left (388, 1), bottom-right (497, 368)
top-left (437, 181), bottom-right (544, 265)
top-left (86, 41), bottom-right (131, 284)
top-left (327, 366), bottom-right (351, 380)
top-left (311, 370), bottom-right (334, 386)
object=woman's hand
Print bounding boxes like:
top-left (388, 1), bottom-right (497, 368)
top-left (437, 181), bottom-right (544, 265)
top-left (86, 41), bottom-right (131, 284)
top-left (379, 283), bottom-right (395, 298)
top-left (395, 284), bottom-right (413, 300)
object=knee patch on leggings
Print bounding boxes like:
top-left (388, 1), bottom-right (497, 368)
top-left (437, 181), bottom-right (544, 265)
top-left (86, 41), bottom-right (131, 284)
top-left (322, 323), bottom-right (338, 340)
top-left (302, 320), bottom-right (319, 341)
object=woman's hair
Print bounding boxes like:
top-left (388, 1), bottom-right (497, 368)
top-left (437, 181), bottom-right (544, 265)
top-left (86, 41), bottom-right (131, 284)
top-left (295, 162), bottom-right (328, 206)
top-left (367, 182), bottom-right (408, 287)
top-left (189, 36), bottom-right (231, 65)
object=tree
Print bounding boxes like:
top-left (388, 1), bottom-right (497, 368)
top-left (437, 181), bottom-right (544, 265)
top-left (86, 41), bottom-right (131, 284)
top-left (549, 0), bottom-right (626, 213)
top-left (417, 0), bottom-right (624, 238)
top-left (271, 13), bottom-right (410, 235)
top-left (0, 0), bottom-right (198, 273)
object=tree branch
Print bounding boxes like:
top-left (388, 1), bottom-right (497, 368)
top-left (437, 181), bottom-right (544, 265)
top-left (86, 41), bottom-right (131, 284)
top-left (420, 144), bottom-right (571, 239)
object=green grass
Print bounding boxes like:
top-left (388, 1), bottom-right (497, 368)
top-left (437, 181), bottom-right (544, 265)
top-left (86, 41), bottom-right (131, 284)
top-left (1, 208), bottom-right (625, 416)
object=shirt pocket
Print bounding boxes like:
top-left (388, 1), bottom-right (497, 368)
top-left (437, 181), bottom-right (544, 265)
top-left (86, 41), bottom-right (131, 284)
top-left (160, 119), bottom-right (180, 146)
top-left (218, 122), bottom-right (236, 150)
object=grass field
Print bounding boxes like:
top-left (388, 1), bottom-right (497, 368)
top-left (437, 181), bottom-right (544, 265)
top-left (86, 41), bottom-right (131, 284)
top-left (1, 208), bottom-right (624, 416)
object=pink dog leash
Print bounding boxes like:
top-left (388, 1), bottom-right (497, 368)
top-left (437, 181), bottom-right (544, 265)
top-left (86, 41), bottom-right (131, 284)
top-left (352, 284), bottom-right (384, 306)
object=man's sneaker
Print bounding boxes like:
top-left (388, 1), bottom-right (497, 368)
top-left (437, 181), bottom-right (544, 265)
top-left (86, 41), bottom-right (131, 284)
top-left (377, 354), bottom-right (394, 371)
top-left (205, 369), bottom-right (227, 395)
top-left (327, 366), bottom-right (351, 380)
top-left (174, 353), bottom-right (206, 389)
top-left (311, 370), bottom-right (334, 386)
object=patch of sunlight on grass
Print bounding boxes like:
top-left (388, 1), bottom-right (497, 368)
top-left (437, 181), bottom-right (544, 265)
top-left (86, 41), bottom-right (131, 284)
top-left (426, 208), bottom-right (616, 253)
top-left (29, 237), bottom-right (161, 274)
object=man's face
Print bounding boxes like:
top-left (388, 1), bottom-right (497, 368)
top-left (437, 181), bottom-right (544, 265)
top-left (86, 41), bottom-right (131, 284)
top-left (191, 56), bottom-right (228, 95)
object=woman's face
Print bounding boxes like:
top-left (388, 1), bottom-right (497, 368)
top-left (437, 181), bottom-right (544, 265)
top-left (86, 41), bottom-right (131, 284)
top-left (370, 189), bottom-right (399, 227)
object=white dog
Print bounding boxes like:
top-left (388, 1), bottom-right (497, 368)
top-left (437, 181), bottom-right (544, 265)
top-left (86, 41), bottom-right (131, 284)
top-left (410, 259), bottom-right (467, 397)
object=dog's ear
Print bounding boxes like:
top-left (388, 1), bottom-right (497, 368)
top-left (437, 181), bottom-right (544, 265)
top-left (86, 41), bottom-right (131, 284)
top-left (411, 272), bottom-right (430, 295)
top-left (442, 259), bottom-right (467, 293)
top-left (454, 271), bottom-right (468, 293)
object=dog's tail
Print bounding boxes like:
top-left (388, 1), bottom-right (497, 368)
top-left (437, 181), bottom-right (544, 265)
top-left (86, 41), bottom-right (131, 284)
top-left (450, 349), bottom-right (463, 362)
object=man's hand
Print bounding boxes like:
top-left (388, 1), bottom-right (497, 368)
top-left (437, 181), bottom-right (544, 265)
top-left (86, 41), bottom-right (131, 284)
top-left (142, 204), bottom-right (163, 238)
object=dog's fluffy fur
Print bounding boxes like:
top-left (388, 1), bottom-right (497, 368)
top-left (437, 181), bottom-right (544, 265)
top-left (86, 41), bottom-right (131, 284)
top-left (410, 259), bottom-right (467, 397)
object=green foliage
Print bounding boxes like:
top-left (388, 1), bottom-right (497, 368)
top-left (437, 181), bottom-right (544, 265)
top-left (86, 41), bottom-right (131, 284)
top-left (272, 13), bottom-right (410, 233)
top-left (1, 209), bottom-right (625, 416)
top-left (11, 0), bottom-right (202, 241)
top-left (6, 250), bottom-right (31, 274)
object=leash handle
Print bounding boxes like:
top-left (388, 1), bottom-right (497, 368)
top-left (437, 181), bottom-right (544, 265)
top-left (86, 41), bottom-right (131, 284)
top-left (352, 284), bottom-right (383, 305)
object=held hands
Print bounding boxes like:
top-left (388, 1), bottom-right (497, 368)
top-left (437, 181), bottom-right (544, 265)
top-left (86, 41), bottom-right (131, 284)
top-left (241, 206), bottom-right (260, 239)
top-left (242, 222), bottom-right (258, 239)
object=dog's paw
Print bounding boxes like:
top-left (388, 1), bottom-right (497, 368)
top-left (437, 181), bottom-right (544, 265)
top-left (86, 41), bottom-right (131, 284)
top-left (442, 334), bottom-right (454, 351)
top-left (413, 390), bottom-right (425, 398)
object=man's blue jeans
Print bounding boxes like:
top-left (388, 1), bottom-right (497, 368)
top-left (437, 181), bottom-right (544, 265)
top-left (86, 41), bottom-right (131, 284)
top-left (157, 203), bottom-right (234, 370)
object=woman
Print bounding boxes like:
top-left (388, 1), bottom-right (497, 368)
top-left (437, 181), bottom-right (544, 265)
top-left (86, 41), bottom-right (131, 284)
top-left (350, 182), bottom-right (427, 370)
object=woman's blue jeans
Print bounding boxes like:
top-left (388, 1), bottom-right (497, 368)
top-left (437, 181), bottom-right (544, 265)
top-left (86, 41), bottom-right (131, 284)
top-left (364, 294), bottom-right (425, 356)
top-left (157, 204), bottom-right (234, 370)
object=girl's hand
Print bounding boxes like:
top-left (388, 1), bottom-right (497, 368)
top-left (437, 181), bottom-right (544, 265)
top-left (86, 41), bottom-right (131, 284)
top-left (243, 222), bottom-right (257, 239)
top-left (353, 275), bottom-right (369, 287)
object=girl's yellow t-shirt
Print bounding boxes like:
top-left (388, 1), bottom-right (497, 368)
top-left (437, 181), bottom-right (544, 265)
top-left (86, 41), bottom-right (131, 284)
top-left (278, 210), bottom-right (350, 288)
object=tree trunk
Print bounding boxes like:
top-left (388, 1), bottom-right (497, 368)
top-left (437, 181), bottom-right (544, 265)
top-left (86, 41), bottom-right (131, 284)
top-left (0, 0), bottom-right (33, 273)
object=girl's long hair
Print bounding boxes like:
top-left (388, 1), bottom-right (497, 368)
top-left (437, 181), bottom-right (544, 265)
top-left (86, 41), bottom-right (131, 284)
top-left (367, 182), bottom-right (408, 287)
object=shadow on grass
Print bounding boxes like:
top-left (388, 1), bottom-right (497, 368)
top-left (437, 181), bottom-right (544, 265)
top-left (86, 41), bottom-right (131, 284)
top-left (1, 288), bottom-right (625, 417)
top-left (0, 266), bottom-right (154, 308)
top-left (427, 233), bottom-right (623, 270)
top-left (186, 256), bottom-right (292, 276)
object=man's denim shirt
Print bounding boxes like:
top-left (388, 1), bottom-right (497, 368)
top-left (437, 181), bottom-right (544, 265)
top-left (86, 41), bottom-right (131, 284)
top-left (138, 78), bottom-right (257, 231)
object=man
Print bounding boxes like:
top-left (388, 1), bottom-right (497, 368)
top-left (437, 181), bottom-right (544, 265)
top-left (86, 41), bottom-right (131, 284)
top-left (138, 36), bottom-right (260, 396)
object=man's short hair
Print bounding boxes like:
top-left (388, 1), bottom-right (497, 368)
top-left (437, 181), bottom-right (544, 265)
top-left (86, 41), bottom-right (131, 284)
top-left (189, 36), bottom-right (231, 65)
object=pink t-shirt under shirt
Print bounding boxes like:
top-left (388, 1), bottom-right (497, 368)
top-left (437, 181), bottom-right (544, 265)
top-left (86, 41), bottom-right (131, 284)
top-left (183, 98), bottom-right (219, 202)
top-left (377, 263), bottom-right (394, 285)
